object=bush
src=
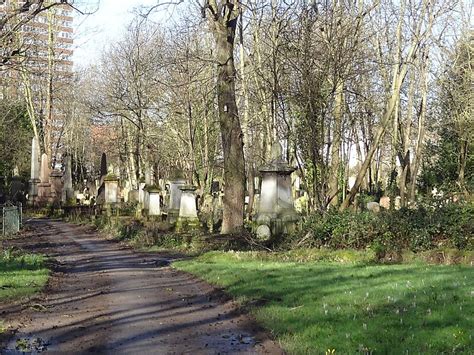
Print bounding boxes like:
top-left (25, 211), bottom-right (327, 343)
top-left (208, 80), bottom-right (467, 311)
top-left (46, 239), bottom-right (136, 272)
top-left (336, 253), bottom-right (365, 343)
top-left (298, 202), bottom-right (473, 255)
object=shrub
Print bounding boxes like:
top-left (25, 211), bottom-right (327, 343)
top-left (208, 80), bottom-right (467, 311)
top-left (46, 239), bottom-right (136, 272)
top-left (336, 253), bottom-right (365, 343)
top-left (298, 202), bottom-right (473, 254)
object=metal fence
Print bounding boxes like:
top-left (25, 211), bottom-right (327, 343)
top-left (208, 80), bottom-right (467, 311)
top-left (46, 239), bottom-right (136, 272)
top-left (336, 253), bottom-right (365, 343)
top-left (1, 203), bottom-right (22, 237)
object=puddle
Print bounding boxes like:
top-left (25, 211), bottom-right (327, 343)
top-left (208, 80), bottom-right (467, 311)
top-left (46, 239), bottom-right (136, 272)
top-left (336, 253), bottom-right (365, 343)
top-left (4, 336), bottom-right (50, 354)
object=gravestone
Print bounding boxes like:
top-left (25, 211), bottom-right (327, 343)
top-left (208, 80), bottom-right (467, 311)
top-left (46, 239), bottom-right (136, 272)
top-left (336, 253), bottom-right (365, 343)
top-left (49, 169), bottom-right (63, 206)
top-left (28, 137), bottom-right (41, 205)
top-left (37, 153), bottom-right (52, 205)
top-left (255, 142), bottom-right (298, 239)
top-left (147, 187), bottom-right (161, 216)
top-left (167, 172), bottom-right (187, 224)
top-left (104, 175), bottom-right (119, 204)
top-left (176, 185), bottom-right (200, 231)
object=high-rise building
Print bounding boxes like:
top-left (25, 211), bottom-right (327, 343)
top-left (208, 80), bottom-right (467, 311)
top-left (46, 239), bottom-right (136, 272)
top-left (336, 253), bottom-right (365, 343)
top-left (0, 0), bottom-right (74, 163)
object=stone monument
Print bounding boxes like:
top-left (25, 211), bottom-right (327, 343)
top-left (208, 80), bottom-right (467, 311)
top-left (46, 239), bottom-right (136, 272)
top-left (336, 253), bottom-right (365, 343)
top-left (37, 153), bottom-right (52, 205)
top-left (49, 169), bottom-right (63, 206)
top-left (147, 186), bottom-right (162, 216)
top-left (28, 137), bottom-right (41, 205)
top-left (166, 171), bottom-right (187, 224)
top-left (104, 175), bottom-right (119, 204)
top-left (255, 142), bottom-right (298, 239)
top-left (176, 185), bottom-right (200, 231)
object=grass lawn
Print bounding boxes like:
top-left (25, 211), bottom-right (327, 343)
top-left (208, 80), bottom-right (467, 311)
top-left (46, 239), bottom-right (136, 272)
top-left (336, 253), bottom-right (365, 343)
top-left (174, 251), bottom-right (473, 354)
top-left (0, 252), bottom-right (49, 301)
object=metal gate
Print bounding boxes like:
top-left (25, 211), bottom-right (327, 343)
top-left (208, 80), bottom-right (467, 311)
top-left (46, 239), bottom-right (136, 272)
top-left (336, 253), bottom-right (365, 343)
top-left (1, 203), bottom-right (22, 236)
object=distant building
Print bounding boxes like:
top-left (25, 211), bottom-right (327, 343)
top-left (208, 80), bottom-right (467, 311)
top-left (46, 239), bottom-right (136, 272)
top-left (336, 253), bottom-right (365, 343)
top-left (0, 0), bottom-right (74, 162)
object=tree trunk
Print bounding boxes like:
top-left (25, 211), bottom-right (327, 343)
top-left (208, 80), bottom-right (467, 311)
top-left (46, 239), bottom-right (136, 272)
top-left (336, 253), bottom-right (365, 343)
top-left (209, 4), bottom-right (246, 234)
top-left (328, 81), bottom-right (344, 206)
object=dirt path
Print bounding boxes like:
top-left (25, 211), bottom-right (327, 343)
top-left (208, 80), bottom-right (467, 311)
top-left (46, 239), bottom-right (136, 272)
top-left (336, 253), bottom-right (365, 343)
top-left (1, 219), bottom-right (283, 354)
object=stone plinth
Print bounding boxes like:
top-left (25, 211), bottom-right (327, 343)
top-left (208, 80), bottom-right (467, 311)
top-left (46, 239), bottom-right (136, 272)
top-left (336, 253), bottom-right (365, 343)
top-left (255, 143), bottom-right (298, 239)
top-left (167, 178), bottom-right (187, 224)
top-left (147, 188), bottom-right (162, 216)
top-left (49, 169), bottom-right (63, 205)
top-left (176, 185), bottom-right (200, 231)
top-left (104, 176), bottom-right (119, 204)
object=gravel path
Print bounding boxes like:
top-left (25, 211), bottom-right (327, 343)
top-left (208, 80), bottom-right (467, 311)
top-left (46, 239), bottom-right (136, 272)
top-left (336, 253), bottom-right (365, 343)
top-left (1, 219), bottom-right (282, 354)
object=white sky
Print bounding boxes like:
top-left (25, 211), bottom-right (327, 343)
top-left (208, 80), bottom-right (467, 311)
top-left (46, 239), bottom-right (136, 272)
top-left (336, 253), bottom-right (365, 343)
top-left (72, 0), bottom-right (167, 69)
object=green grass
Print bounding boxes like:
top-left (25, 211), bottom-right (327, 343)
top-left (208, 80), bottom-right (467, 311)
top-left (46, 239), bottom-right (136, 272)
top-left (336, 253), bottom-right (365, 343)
top-left (0, 251), bottom-right (49, 301)
top-left (174, 251), bottom-right (473, 354)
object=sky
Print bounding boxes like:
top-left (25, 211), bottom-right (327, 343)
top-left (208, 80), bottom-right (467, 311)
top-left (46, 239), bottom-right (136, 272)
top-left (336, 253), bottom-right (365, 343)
top-left (72, 0), bottom-right (167, 69)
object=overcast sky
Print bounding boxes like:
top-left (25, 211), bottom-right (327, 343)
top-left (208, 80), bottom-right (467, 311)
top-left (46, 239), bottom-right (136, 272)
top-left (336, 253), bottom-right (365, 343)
top-left (72, 0), bottom-right (166, 68)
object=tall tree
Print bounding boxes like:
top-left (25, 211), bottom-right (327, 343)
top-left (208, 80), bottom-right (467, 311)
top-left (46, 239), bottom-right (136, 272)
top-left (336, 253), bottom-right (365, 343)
top-left (202, 0), bottom-right (246, 233)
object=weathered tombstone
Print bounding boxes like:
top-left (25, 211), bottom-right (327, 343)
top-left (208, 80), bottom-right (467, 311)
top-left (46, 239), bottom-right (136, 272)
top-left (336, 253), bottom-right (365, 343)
top-left (366, 201), bottom-right (380, 213)
top-left (255, 142), bottom-right (298, 239)
top-left (37, 153), bottom-right (52, 205)
top-left (49, 169), bottom-right (63, 206)
top-left (379, 196), bottom-right (390, 210)
top-left (147, 187), bottom-right (161, 216)
top-left (176, 185), bottom-right (200, 231)
top-left (28, 137), bottom-right (41, 205)
top-left (104, 175), bottom-right (119, 204)
top-left (62, 155), bottom-right (74, 203)
top-left (167, 171), bottom-right (187, 224)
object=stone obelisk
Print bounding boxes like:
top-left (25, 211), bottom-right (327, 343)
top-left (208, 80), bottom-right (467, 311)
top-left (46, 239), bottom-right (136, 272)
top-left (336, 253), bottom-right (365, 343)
top-left (28, 137), bottom-right (41, 205)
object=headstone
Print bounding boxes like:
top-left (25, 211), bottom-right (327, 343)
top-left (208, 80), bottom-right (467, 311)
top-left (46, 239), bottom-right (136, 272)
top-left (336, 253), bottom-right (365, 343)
top-left (147, 187), bottom-right (161, 216)
top-left (176, 185), bottom-right (200, 231)
top-left (366, 201), bottom-right (380, 213)
top-left (167, 175), bottom-right (187, 224)
top-left (49, 169), bottom-right (63, 205)
top-left (379, 196), bottom-right (390, 210)
top-left (255, 142), bottom-right (298, 239)
top-left (104, 176), bottom-right (119, 204)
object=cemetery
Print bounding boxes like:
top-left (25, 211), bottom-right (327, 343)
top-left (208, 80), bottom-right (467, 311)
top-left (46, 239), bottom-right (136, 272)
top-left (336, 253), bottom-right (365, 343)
top-left (0, 0), bottom-right (472, 353)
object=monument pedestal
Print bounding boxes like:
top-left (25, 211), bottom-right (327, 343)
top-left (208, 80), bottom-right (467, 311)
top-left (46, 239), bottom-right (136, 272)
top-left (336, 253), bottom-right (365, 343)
top-left (255, 143), bottom-right (298, 240)
top-left (175, 185), bottom-right (201, 232)
top-left (166, 178), bottom-right (186, 224)
top-left (50, 170), bottom-right (63, 206)
top-left (28, 178), bottom-right (41, 206)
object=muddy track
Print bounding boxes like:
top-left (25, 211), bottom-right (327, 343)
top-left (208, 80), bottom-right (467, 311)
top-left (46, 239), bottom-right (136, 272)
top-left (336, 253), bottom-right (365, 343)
top-left (0, 219), bottom-right (283, 354)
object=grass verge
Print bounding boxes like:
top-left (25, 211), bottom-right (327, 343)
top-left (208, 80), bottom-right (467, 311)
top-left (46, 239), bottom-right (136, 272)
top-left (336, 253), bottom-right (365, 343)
top-left (0, 250), bottom-right (49, 301)
top-left (174, 251), bottom-right (473, 354)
